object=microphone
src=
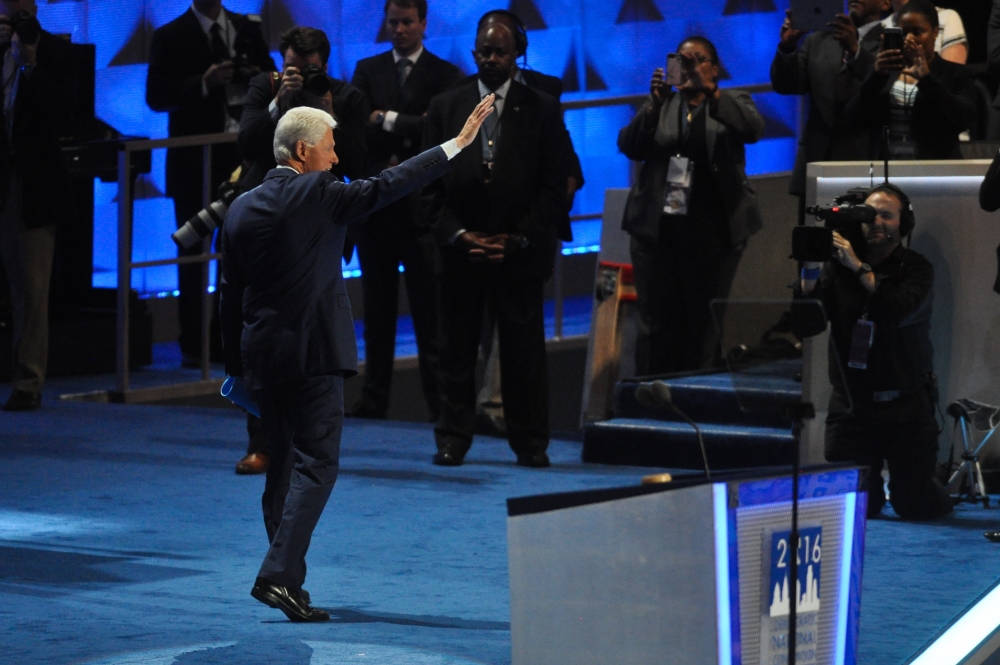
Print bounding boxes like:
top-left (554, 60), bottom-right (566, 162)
top-left (635, 380), bottom-right (711, 478)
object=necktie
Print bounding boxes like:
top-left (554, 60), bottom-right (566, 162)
top-left (210, 23), bottom-right (229, 62)
top-left (481, 93), bottom-right (502, 162)
top-left (397, 58), bottom-right (412, 87)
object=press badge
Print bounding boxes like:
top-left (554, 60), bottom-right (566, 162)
top-left (848, 318), bottom-right (875, 369)
top-left (663, 156), bottom-right (694, 216)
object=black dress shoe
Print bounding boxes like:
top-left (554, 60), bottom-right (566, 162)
top-left (251, 577), bottom-right (329, 622)
top-left (433, 448), bottom-right (464, 466)
top-left (516, 451), bottom-right (551, 468)
top-left (3, 390), bottom-right (41, 412)
top-left (345, 401), bottom-right (386, 419)
top-left (986, 531), bottom-right (1000, 543)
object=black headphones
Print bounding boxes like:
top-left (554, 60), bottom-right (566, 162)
top-left (477, 9), bottom-right (528, 60)
top-left (867, 183), bottom-right (915, 239)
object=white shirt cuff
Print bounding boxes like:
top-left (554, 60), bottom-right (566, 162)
top-left (447, 228), bottom-right (467, 245)
top-left (440, 139), bottom-right (462, 161)
top-left (201, 78), bottom-right (209, 98)
top-left (382, 110), bottom-right (399, 132)
top-left (268, 98), bottom-right (280, 122)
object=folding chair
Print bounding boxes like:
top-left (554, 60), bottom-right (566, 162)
top-left (945, 398), bottom-right (1000, 507)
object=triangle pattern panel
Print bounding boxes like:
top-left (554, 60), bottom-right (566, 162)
top-left (108, 18), bottom-right (154, 67)
top-left (615, 0), bottom-right (664, 24)
top-left (261, 0), bottom-right (297, 52)
top-left (561, 41), bottom-right (579, 93)
top-left (760, 112), bottom-right (795, 139)
top-left (584, 55), bottom-right (607, 91)
top-left (722, 0), bottom-right (777, 15)
top-left (375, 20), bottom-right (391, 43)
top-left (508, 0), bottom-right (548, 30)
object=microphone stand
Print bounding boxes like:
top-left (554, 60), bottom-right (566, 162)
top-left (784, 401), bottom-right (815, 665)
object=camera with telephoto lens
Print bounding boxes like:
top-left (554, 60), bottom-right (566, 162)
top-left (791, 187), bottom-right (875, 262)
top-left (299, 64), bottom-right (330, 97)
top-left (230, 52), bottom-right (263, 87)
top-left (171, 180), bottom-right (240, 250)
top-left (0, 11), bottom-right (41, 45)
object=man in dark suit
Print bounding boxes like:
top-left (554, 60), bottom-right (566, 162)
top-left (221, 100), bottom-right (493, 621)
top-left (468, 9), bottom-right (585, 436)
top-left (771, 0), bottom-right (888, 215)
top-left (348, 0), bottom-right (461, 420)
top-left (0, 0), bottom-right (72, 411)
top-left (146, 0), bottom-right (274, 366)
top-left (422, 22), bottom-right (564, 468)
top-left (231, 26), bottom-right (368, 476)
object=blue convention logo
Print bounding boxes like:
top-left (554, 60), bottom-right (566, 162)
top-left (769, 527), bottom-right (822, 618)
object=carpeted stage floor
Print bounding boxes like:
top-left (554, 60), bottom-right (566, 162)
top-left (2, 371), bottom-right (1000, 664)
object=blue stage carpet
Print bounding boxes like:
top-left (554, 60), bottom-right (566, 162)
top-left (1, 386), bottom-right (999, 664)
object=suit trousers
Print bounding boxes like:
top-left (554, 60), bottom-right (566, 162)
top-left (630, 229), bottom-right (745, 376)
top-left (825, 387), bottom-right (952, 520)
top-left (355, 201), bottom-right (440, 419)
top-left (0, 177), bottom-right (55, 393)
top-left (435, 262), bottom-right (548, 456)
top-left (255, 375), bottom-right (343, 590)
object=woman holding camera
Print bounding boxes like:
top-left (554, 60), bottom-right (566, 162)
top-left (845, 0), bottom-right (975, 160)
top-left (617, 37), bottom-right (764, 376)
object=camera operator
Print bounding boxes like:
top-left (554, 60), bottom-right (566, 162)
top-left (230, 26), bottom-right (367, 476)
top-left (146, 0), bottom-right (275, 368)
top-left (797, 184), bottom-right (952, 520)
top-left (0, 0), bottom-right (72, 411)
top-left (618, 37), bottom-right (764, 376)
top-left (771, 0), bottom-right (888, 219)
top-left (845, 0), bottom-right (975, 161)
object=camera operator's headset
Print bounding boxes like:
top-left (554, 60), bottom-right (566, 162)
top-left (867, 182), bottom-right (915, 240)
top-left (478, 9), bottom-right (529, 62)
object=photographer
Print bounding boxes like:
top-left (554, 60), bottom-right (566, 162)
top-left (797, 184), bottom-right (952, 520)
top-left (146, 0), bottom-right (275, 368)
top-left (0, 0), bottom-right (72, 411)
top-left (618, 37), bottom-right (764, 375)
top-left (237, 27), bottom-right (367, 192)
top-left (845, 0), bottom-right (975, 161)
top-left (230, 26), bottom-right (367, 476)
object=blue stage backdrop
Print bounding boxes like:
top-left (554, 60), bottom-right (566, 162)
top-left (34, 0), bottom-right (796, 294)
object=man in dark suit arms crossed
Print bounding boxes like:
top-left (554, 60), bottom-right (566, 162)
top-left (423, 23), bottom-right (564, 468)
top-left (146, 0), bottom-right (274, 367)
top-left (348, 0), bottom-right (461, 420)
top-left (0, 0), bottom-right (72, 411)
top-left (231, 26), bottom-right (368, 476)
top-left (221, 99), bottom-right (494, 622)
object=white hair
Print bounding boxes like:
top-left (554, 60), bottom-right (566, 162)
top-left (273, 107), bottom-right (339, 163)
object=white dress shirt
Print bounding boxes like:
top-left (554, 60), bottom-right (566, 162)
top-left (382, 45), bottom-right (424, 133)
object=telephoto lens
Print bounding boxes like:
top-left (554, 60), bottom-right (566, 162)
top-left (301, 64), bottom-right (331, 96)
top-left (171, 182), bottom-right (240, 250)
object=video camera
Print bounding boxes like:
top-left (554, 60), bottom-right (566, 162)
top-left (792, 187), bottom-right (874, 262)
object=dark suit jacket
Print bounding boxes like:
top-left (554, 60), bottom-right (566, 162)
top-left (770, 25), bottom-right (882, 195)
top-left (617, 90), bottom-right (765, 247)
top-left (986, 0), bottom-right (1000, 137)
top-left (220, 147), bottom-right (451, 388)
top-left (351, 48), bottom-right (461, 175)
top-left (978, 149), bottom-right (1000, 294)
top-left (0, 29), bottom-right (72, 228)
top-left (421, 79), bottom-right (564, 279)
top-left (844, 56), bottom-right (976, 160)
top-left (145, 8), bottom-right (275, 198)
top-left (237, 71), bottom-right (369, 191)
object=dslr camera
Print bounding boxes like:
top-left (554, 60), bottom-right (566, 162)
top-left (0, 10), bottom-right (41, 45)
top-left (792, 187), bottom-right (875, 262)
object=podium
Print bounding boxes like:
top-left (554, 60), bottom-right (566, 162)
top-left (507, 466), bottom-right (868, 665)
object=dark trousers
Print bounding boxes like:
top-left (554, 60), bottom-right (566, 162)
top-left (246, 413), bottom-right (268, 456)
top-left (0, 177), bottom-right (54, 393)
top-left (255, 375), bottom-right (343, 590)
top-left (435, 263), bottom-right (548, 456)
top-left (354, 201), bottom-right (441, 419)
top-left (825, 388), bottom-right (952, 520)
top-left (630, 231), bottom-right (745, 376)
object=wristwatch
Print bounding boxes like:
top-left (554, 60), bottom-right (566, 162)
top-left (854, 262), bottom-right (872, 276)
top-left (374, 111), bottom-right (386, 126)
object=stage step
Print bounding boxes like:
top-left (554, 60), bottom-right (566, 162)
top-left (582, 418), bottom-right (795, 470)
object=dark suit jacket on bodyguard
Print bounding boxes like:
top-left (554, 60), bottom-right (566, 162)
top-left (421, 79), bottom-right (564, 279)
top-left (237, 71), bottom-right (369, 191)
top-left (146, 8), bottom-right (275, 198)
top-left (220, 147), bottom-right (452, 389)
top-left (770, 26), bottom-right (882, 196)
top-left (617, 89), bottom-right (765, 247)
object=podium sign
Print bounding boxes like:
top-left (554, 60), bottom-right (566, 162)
top-left (507, 467), bottom-right (867, 665)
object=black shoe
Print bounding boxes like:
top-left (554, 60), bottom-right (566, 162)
top-left (433, 447), bottom-right (465, 466)
top-left (516, 451), bottom-right (550, 468)
top-left (3, 390), bottom-right (41, 412)
top-left (985, 531), bottom-right (1000, 543)
top-left (250, 578), bottom-right (329, 622)
top-left (346, 401), bottom-right (386, 419)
